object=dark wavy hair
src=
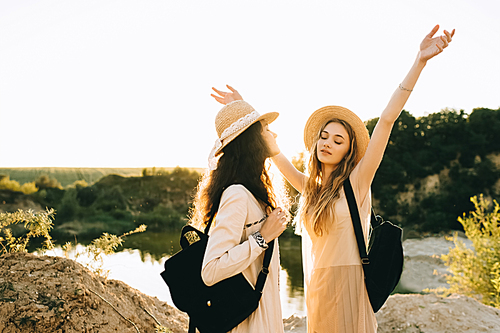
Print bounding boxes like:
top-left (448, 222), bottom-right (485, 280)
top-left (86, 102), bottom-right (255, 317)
top-left (190, 121), bottom-right (278, 228)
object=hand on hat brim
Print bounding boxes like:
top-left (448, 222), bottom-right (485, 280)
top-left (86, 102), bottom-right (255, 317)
top-left (211, 85), bottom-right (244, 105)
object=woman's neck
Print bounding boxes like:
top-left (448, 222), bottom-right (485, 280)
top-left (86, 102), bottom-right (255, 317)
top-left (322, 164), bottom-right (336, 181)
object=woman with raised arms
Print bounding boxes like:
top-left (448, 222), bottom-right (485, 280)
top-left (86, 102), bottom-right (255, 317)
top-left (211, 25), bottom-right (454, 332)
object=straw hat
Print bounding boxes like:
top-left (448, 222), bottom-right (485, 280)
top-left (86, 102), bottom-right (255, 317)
top-left (208, 100), bottom-right (279, 170)
top-left (303, 106), bottom-right (370, 164)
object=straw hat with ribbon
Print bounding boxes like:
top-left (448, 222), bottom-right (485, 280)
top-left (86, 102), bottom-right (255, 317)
top-left (208, 100), bottom-right (279, 170)
top-left (303, 106), bottom-right (370, 165)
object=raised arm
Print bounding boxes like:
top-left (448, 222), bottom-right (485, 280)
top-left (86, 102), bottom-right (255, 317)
top-left (356, 25), bottom-right (455, 199)
top-left (271, 153), bottom-right (307, 193)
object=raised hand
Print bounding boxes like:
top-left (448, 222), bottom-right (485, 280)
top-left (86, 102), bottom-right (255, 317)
top-left (418, 25), bottom-right (455, 63)
top-left (211, 85), bottom-right (243, 105)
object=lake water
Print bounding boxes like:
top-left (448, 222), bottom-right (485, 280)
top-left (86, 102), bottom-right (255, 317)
top-left (37, 232), bottom-right (306, 319)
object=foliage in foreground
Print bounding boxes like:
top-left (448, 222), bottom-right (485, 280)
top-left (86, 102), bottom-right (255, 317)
top-left (0, 210), bottom-right (172, 331)
top-left (429, 195), bottom-right (500, 308)
top-left (62, 224), bottom-right (147, 278)
top-left (0, 208), bottom-right (147, 278)
top-left (0, 209), bottom-right (56, 254)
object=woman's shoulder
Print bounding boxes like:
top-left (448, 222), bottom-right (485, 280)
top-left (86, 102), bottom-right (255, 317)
top-left (222, 184), bottom-right (264, 209)
top-left (347, 159), bottom-right (372, 208)
top-left (221, 184), bottom-right (253, 199)
top-left (219, 184), bottom-right (261, 212)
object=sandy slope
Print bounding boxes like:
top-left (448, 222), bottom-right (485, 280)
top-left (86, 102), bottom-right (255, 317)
top-left (0, 252), bottom-right (187, 333)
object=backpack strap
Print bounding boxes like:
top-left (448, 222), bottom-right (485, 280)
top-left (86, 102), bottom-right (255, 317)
top-left (254, 239), bottom-right (274, 293)
top-left (188, 318), bottom-right (196, 333)
top-left (344, 177), bottom-right (370, 265)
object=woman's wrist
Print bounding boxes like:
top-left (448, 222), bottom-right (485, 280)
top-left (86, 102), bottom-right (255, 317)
top-left (415, 53), bottom-right (428, 67)
top-left (251, 231), bottom-right (269, 248)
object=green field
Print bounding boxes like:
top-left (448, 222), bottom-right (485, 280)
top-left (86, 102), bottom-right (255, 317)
top-left (0, 167), bottom-right (206, 187)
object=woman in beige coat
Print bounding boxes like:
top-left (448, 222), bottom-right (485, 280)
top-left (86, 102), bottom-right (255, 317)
top-left (190, 99), bottom-right (290, 332)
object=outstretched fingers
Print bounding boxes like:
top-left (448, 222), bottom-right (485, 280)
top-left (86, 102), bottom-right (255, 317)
top-left (212, 87), bottom-right (227, 97)
top-left (211, 94), bottom-right (225, 104)
top-left (440, 35), bottom-right (449, 48)
top-left (210, 85), bottom-right (243, 105)
top-left (427, 24), bottom-right (440, 38)
top-left (444, 29), bottom-right (455, 42)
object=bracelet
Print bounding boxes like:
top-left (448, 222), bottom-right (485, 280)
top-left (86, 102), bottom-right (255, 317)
top-left (399, 83), bottom-right (413, 92)
top-left (251, 231), bottom-right (268, 249)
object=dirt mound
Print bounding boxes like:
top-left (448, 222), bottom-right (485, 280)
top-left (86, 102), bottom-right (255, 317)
top-left (283, 294), bottom-right (500, 333)
top-left (377, 293), bottom-right (500, 332)
top-left (0, 252), bottom-right (188, 333)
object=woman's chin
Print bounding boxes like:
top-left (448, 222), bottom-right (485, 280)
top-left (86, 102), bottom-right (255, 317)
top-left (318, 157), bottom-right (337, 167)
top-left (269, 148), bottom-right (281, 157)
top-left (317, 155), bottom-right (331, 165)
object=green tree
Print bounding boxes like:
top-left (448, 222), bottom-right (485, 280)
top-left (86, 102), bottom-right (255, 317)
top-left (93, 186), bottom-right (128, 212)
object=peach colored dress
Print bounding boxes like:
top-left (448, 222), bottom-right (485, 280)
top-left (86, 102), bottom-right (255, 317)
top-left (202, 185), bottom-right (284, 333)
top-left (300, 165), bottom-right (377, 333)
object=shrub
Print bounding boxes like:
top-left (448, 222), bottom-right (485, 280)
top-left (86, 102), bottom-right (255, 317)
top-left (0, 209), bottom-right (56, 254)
top-left (76, 186), bottom-right (97, 207)
top-left (435, 195), bottom-right (500, 308)
top-left (137, 204), bottom-right (186, 231)
top-left (57, 189), bottom-right (80, 222)
top-left (35, 175), bottom-right (62, 190)
top-left (92, 186), bottom-right (127, 212)
top-left (64, 224), bottom-right (147, 278)
top-left (69, 179), bottom-right (89, 189)
top-left (19, 182), bottom-right (38, 195)
top-left (0, 176), bottom-right (38, 194)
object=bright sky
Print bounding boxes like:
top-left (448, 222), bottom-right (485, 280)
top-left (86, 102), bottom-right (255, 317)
top-left (1, 0), bottom-right (499, 168)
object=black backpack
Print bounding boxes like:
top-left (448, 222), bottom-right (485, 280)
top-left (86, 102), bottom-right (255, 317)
top-left (160, 218), bottom-right (274, 333)
top-left (344, 177), bottom-right (404, 313)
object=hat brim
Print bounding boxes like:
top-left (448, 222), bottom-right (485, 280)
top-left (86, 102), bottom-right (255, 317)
top-left (215, 111), bottom-right (279, 156)
top-left (304, 106), bottom-right (370, 164)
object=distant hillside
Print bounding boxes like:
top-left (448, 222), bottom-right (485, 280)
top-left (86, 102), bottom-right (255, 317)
top-left (0, 167), bottom-right (205, 187)
top-left (0, 167), bottom-right (203, 240)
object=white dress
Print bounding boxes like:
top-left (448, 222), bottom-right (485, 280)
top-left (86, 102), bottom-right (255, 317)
top-left (202, 185), bottom-right (284, 333)
top-left (301, 164), bottom-right (377, 333)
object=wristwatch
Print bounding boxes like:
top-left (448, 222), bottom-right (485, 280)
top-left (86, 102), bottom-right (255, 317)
top-left (251, 231), bottom-right (268, 249)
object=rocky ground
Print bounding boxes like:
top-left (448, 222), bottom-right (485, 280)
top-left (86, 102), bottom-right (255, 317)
top-left (283, 293), bottom-right (500, 333)
top-left (1, 236), bottom-right (500, 333)
top-left (397, 232), bottom-right (473, 294)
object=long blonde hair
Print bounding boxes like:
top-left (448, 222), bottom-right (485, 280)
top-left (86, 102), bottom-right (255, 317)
top-left (298, 119), bottom-right (359, 236)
